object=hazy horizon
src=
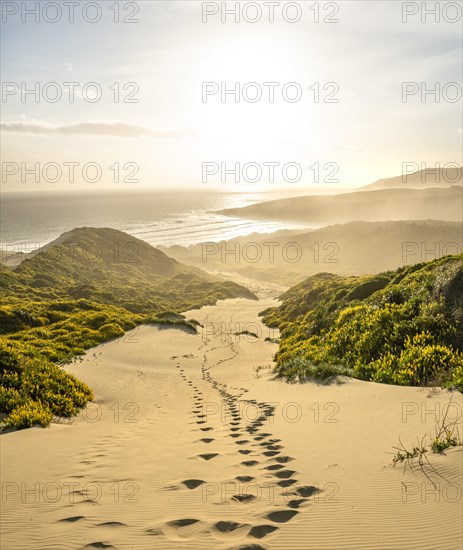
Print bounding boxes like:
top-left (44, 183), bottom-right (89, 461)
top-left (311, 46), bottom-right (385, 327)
top-left (1, 1), bottom-right (462, 192)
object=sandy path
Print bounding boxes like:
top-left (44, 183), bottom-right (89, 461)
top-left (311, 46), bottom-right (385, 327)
top-left (1, 296), bottom-right (462, 550)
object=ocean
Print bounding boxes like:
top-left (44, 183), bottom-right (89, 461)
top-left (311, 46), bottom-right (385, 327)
top-left (1, 189), bottom-right (310, 252)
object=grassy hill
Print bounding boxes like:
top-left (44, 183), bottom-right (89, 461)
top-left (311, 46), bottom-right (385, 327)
top-left (7, 227), bottom-right (255, 312)
top-left (262, 255), bottom-right (463, 390)
top-left (0, 227), bottom-right (256, 429)
top-left (160, 220), bottom-right (463, 285)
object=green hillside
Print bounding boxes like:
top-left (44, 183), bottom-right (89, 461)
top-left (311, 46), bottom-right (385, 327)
top-left (6, 227), bottom-right (256, 312)
top-left (262, 255), bottom-right (463, 390)
top-left (0, 228), bottom-right (256, 429)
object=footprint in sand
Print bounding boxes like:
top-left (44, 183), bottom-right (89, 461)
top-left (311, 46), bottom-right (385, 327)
top-left (241, 460), bottom-right (259, 467)
top-left (235, 475), bottom-right (254, 483)
top-left (181, 479), bottom-right (206, 489)
top-left (232, 494), bottom-right (256, 503)
top-left (273, 469), bottom-right (297, 479)
top-left (82, 543), bottom-right (114, 549)
top-left (265, 510), bottom-right (299, 523)
top-left (277, 479), bottom-right (298, 488)
top-left (165, 479), bottom-right (207, 491)
top-left (198, 453), bottom-right (219, 460)
top-left (59, 516), bottom-right (85, 523)
top-left (160, 518), bottom-right (206, 540)
top-left (263, 444), bottom-right (283, 451)
top-left (225, 544), bottom-right (267, 550)
top-left (212, 520), bottom-right (250, 536)
top-left (169, 519), bottom-right (200, 526)
top-left (294, 485), bottom-right (320, 498)
top-left (273, 456), bottom-right (294, 464)
top-left (287, 499), bottom-right (308, 509)
top-left (248, 524), bottom-right (279, 539)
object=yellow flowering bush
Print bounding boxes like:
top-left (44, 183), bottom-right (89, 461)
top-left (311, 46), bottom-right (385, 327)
top-left (266, 255), bottom-right (463, 390)
top-left (4, 400), bottom-right (53, 429)
top-left (0, 348), bottom-right (93, 428)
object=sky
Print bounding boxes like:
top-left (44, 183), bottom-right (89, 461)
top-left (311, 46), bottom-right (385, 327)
top-left (1, 0), bottom-right (462, 192)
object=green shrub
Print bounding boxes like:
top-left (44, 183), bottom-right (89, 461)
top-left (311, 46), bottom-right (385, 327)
top-left (445, 365), bottom-right (463, 392)
top-left (1, 351), bottom-right (93, 427)
top-left (277, 356), bottom-right (353, 382)
top-left (268, 255), bottom-right (463, 388)
top-left (431, 428), bottom-right (460, 454)
top-left (4, 400), bottom-right (53, 429)
top-left (98, 323), bottom-right (125, 340)
top-left (0, 386), bottom-right (25, 413)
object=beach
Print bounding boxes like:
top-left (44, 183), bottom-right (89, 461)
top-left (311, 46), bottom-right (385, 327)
top-left (2, 290), bottom-right (462, 550)
top-left (2, 2), bottom-right (462, 548)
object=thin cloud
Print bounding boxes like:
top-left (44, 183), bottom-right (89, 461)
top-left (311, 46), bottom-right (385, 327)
top-left (1, 120), bottom-right (198, 139)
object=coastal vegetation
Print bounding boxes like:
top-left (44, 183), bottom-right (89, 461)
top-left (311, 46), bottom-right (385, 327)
top-left (262, 255), bottom-right (463, 391)
top-left (0, 228), bottom-right (256, 429)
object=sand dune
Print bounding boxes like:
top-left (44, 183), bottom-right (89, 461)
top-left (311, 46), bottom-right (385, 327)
top-left (1, 294), bottom-right (462, 549)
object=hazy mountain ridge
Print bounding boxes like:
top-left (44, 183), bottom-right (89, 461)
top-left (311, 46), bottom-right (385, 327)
top-left (218, 186), bottom-right (462, 224)
top-left (159, 220), bottom-right (463, 285)
top-left (361, 166), bottom-right (462, 191)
